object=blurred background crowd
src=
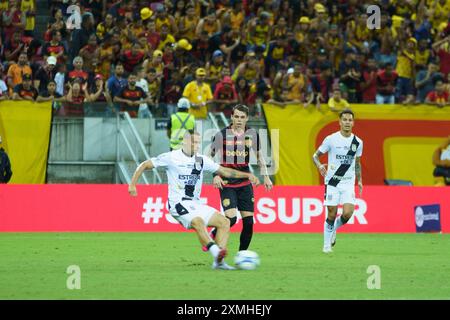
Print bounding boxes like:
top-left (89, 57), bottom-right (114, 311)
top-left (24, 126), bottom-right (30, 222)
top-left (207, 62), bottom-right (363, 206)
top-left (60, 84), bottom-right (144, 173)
top-left (1, 0), bottom-right (450, 119)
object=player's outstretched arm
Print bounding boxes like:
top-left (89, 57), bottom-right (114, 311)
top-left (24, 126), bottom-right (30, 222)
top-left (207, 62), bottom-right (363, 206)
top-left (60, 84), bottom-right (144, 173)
top-left (257, 149), bottom-right (273, 191)
top-left (216, 166), bottom-right (260, 186)
top-left (128, 160), bottom-right (154, 196)
top-left (355, 156), bottom-right (363, 197)
top-left (312, 150), bottom-right (327, 177)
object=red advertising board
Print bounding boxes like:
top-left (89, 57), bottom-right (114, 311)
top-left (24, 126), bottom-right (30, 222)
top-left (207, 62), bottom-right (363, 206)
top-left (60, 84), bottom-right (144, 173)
top-left (0, 185), bottom-right (448, 232)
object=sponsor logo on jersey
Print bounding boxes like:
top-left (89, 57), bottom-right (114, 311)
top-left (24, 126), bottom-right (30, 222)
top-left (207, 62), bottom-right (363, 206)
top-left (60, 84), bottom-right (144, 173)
top-left (225, 150), bottom-right (249, 157)
top-left (222, 198), bottom-right (230, 207)
top-left (178, 174), bottom-right (200, 185)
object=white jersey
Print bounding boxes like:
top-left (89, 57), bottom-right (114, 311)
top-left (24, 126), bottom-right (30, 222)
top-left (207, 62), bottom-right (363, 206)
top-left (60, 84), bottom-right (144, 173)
top-left (318, 131), bottom-right (363, 187)
top-left (150, 149), bottom-right (220, 207)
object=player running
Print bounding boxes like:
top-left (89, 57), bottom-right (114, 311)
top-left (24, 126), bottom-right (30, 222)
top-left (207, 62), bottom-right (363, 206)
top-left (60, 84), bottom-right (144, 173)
top-left (312, 109), bottom-right (363, 253)
top-left (207, 104), bottom-right (273, 252)
top-left (128, 130), bottom-right (260, 270)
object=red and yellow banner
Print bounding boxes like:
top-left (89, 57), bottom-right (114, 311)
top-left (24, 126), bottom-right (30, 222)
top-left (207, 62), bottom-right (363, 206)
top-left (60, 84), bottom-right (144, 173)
top-left (262, 104), bottom-right (450, 186)
top-left (0, 101), bottom-right (52, 184)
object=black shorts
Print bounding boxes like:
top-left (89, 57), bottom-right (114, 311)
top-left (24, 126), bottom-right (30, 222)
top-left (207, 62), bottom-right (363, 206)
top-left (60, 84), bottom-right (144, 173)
top-left (219, 184), bottom-right (254, 212)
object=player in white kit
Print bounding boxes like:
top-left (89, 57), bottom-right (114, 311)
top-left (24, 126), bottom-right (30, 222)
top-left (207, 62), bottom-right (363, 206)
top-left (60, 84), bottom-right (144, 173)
top-left (128, 130), bottom-right (260, 269)
top-left (312, 109), bottom-right (363, 253)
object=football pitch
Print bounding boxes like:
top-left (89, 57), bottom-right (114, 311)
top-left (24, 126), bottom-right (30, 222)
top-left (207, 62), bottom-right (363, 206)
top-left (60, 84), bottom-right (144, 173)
top-left (0, 233), bottom-right (449, 300)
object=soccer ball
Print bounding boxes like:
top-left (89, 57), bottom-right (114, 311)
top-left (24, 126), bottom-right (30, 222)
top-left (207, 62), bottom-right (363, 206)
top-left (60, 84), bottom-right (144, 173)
top-left (234, 250), bottom-right (260, 270)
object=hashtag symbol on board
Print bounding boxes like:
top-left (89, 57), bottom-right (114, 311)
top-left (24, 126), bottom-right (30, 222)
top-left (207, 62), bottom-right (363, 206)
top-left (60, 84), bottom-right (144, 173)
top-left (142, 197), bottom-right (165, 224)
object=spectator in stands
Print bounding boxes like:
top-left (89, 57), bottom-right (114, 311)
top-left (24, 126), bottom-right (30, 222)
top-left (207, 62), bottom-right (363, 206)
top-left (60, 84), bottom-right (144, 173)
top-left (2, 0), bottom-right (25, 43)
top-left (232, 51), bottom-right (262, 85)
top-left (120, 42), bottom-right (145, 74)
top-left (247, 11), bottom-right (271, 52)
top-left (178, 4), bottom-right (199, 42)
top-left (415, 61), bottom-right (443, 103)
top-left (34, 56), bottom-right (58, 93)
top-left (432, 34), bottom-right (450, 77)
top-left (70, 12), bottom-right (95, 60)
top-left (45, 7), bottom-right (67, 42)
top-left (97, 33), bottom-right (114, 79)
top-left (376, 62), bottom-right (398, 104)
top-left (96, 13), bottom-right (115, 41)
top-left (54, 63), bottom-right (66, 96)
top-left (7, 52), bottom-right (32, 94)
top-left (3, 31), bottom-right (25, 63)
top-left (36, 79), bottom-right (65, 112)
top-left (64, 79), bottom-right (90, 117)
top-left (265, 37), bottom-right (289, 80)
top-left (135, 67), bottom-right (150, 118)
top-left (213, 75), bottom-right (238, 116)
top-left (283, 63), bottom-right (308, 104)
top-left (432, 136), bottom-right (450, 186)
top-left (106, 63), bottom-right (127, 101)
top-left (235, 76), bottom-right (251, 106)
top-left (157, 24), bottom-right (176, 51)
top-left (209, 25), bottom-right (241, 60)
top-left (154, 3), bottom-right (178, 35)
top-left (173, 38), bottom-right (194, 71)
top-left (0, 134), bottom-right (12, 184)
top-left (206, 50), bottom-right (225, 90)
top-left (328, 88), bottom-right (350, 112)
top-left (21, 0), bottom-right (36, 38)
top-left (196, 8), bottom-right (221, 38)
top-left (361, 57), bottom-right (378, 103)
top-left (425, 79), bottom-right (449, 107)
top-left (79, 34), bottom-right (101, 74)
top-left (191, 30), bottom-right (211, 63)
top-left (12, 74), bottom-right (38, 101)
top-left (311, 64), bottom-right (334, 107)
top-left (308, 48), bottom-right (331, 76)
top-left (42, 30), bottom-right (67, 65)
top-left (396, 37), bottom-right (417, 104)
top-left (162, 68), bottom-right (183, 117)
top-left (89, 74), bottom-right (111, 104)
top-left (113, 72), bottom-right (152, 118)
top-left (144, 49), bottom-right (165, 80)
top-left (222, 0), bottom-right (244, 33)
top-left (415, 38), bottom-right (431, 71)
top-left (146, 67), bottom-right (162, 114)
top-left (338, 47), bottom-right (361, 103)
top-left (142, 19), bottom-right (160, 52)
top-left (66, 56), bottom-right (90, 85)
top-left (182, 67), bottom-right (213, 119)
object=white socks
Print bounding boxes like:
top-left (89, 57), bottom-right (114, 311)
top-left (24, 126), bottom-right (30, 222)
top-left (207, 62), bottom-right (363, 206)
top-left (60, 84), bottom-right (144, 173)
top-left (323, 220), bottom-right (334, 248)
top-left (334, 216), bottom-right (344, 230)
top-left (209, 244), bottom-right (220, 259)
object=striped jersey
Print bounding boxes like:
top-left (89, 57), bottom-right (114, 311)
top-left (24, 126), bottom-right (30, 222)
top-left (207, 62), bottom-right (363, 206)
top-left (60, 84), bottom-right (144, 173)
top-left (318, 131), bottom-right (363, 187)
top-left (150, 149), bottom-right (219, 207)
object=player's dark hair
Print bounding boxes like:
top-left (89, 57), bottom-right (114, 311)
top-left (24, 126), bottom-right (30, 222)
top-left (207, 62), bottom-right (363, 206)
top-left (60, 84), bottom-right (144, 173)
top-left (232, 104), bottom-right (249, 116)
top-left (339, 108), bottom-right (354, 119)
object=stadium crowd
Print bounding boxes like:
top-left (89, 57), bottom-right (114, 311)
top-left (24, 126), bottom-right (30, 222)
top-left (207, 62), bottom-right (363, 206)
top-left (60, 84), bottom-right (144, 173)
top-left (1, 0), bottom-right (450, 118)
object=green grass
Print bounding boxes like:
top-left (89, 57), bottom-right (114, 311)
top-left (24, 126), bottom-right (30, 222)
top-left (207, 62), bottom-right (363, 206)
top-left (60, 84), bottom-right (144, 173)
top-left (0, 233), bottom-right (449, 299)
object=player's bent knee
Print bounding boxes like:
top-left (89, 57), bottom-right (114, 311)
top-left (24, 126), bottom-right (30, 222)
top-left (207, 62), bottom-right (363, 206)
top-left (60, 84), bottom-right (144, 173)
top-left (190, 217), bottom-right (205, 230)
top-left (217, 216), bottom-right (230, 230)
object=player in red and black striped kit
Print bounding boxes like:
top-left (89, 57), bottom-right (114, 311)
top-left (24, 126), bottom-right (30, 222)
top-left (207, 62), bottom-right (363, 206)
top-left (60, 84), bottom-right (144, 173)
top-left (207, 104), bottom-right (273, 252)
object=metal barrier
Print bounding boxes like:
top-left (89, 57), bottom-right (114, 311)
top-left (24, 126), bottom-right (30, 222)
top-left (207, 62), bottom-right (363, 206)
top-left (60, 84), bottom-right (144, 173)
top-left (116, 112), bottom-right (162, 184)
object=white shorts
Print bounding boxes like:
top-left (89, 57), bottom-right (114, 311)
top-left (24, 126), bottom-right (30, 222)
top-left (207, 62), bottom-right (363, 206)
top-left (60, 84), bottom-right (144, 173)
top-left (169, 200), bottom-right (218, 230)
top-left (324, 184), bottom-right (356, 206)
